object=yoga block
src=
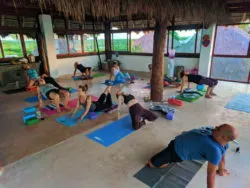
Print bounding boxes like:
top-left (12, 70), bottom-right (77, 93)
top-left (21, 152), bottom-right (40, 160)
top-left (23, 113), bottom-right (36, 123)
top-left (164, 81), bottom-right (169, 86)
top-left (166, 111), bottom-right (175, 120)
top-left (24, 106), bottom-right (36, 114)
top-left (197, 84), bottom-right (205, 91)
top-left (88, 112), bottom-right (98, 120)
top-left (25, 117), bottom-right (39, 126)
top-left (168, 98), bottom-right (183, 106)
top-left (26, 87), bottom-right (37, 92)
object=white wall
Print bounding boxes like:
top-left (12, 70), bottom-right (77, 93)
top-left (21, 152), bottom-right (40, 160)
top-left (199, 24), bottom-right (216, 77)
top-left (55, 55), bottom-right (105, 76)
top-left (112, 55), bottom-right (199, 73)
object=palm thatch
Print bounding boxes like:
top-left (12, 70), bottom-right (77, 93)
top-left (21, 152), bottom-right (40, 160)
top-left (18, 0), bottom-right (230, 25)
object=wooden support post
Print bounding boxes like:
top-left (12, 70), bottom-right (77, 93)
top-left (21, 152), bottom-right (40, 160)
top-left (104, 21), bottom-right (112, 60)
top-left (151, 21), bottom-right (167, 102)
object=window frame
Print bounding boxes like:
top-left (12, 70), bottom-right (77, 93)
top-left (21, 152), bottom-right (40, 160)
top-left (0, 15), bottom-right (39, 62)
top-left (210, 23), bottom-right (250, 83)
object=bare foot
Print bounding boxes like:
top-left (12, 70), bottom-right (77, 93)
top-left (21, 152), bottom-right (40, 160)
top-left (205, 95), bottom-right (212, 99)
top-left (217, 169), bottom-right (230, 176)
top-left (147, 160), bottom-right (155, 168)
top-left (211, 92), bottom-right (217, 96)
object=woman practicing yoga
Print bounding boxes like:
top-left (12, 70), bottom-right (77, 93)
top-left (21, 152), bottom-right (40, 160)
top-left (70, 85), bottom-right (113, 121)
top-left (41, 74), bottom-right (67, 91)
top-left (110, 62), bottom-right (121, 81)
top-left (24, 65), bottom-right (39, 89)
top-left (116, 89), bottom-right (158, 130)
top-left (179, 71), bottom-right (218, 99)
top-left (37, 78), bottom-right (70, 112)
top-left (73, 62), bottom-right (92, 78)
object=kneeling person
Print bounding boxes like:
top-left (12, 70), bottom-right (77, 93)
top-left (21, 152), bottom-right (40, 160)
top-left (148, 124), bottom-right (238, 188)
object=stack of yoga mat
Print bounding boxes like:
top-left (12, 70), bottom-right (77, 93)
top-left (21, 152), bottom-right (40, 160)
top-left (175, 89), bottom-right (206, 102)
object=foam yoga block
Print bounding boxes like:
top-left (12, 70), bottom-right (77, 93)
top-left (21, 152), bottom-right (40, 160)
top-left (197, 84), bottom-right (205, 91)
top-left (23, 113), bottom-right (36, 123)
top-left (25, 117), bottom-right (39, 126)
top-left (24, 106), bottom-right (36, 114)
top-left (88, 112), bottom-right (98, 120)
top-left (168, 98), bottom-right (183, 106)
top-left (166, 111), bottom-right (175, 120)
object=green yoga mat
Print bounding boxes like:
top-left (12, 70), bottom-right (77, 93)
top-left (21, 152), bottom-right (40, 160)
top-left (176, 90), bottom-right (207, 103)
top-left (93, 73), bottom-right (106, 78)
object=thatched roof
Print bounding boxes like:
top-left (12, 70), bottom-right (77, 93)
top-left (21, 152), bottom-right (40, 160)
top-left (14, 0), bottom-right (231, 25)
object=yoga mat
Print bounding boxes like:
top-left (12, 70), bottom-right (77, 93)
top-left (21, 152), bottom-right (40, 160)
top-left (225, 93), bottom-right (250, 113)
top-left (175, 90), bottom-right (205, 103)
top-left (40, 95), bottom-right (98, 116)
top-left (134, 160), bottom-right (205, 188)
top-left (56, 109), bottom-right (103, 127)
top-left (40, 98), bottom-right (78, 116)
top-left (175, 94), bottom-right (201, 103)
top-left (87, 115), bottom-right (134, 147)
top-left (102, 81), bottom-right (122, 86)
top-left (25, 88), bottom-right (78, 103)
top-left (93, 73), bottom-right (106, 78)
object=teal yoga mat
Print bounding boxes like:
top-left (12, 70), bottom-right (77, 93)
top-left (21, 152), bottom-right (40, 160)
top-left (225, 93), bottom-right (250, 113)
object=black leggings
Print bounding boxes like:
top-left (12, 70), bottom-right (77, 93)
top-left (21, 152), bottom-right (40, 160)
top-left (94, 93), bottom-right (113, 111)
top-left (44, 77), bottom-right (67, 90)
top-left (199, 78), bottom-right (218, 87)
top-left (129, 103), bottom-right (158, 130)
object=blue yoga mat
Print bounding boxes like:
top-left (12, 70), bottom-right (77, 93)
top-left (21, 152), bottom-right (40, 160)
top-left (225, 93), bottom-right (250, 113)
top-left (101, 82), bottom-right (123, 86)
top-left (25, 88), bottom-right (78, 103)
top-left (87, 115), bottom-right (134, 147)
top-left (56, 109), bottom-right (103, 127)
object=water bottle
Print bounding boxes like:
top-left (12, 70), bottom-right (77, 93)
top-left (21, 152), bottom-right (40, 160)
top-left (36, 110), bottom-right (42, 119)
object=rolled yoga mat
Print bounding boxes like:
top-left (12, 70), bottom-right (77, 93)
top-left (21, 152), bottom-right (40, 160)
top-left (134, 160), bottom-right (205, 188)
top-left (87, 115), bottom-right (134, 147)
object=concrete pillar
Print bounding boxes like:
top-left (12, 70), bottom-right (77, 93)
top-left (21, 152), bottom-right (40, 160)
top-left (39, 14), bottom-right (58, 77)
top-left (198, 24), bottom-right (216, 77)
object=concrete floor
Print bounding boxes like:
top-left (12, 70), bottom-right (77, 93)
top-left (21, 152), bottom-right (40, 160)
top-left (0, 75), bottom-right (250, 188)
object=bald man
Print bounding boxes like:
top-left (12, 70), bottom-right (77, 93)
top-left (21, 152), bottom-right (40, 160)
top-left (148, 124), bottom-right (238, 188)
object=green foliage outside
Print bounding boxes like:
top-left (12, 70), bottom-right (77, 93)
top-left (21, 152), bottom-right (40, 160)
top-left (112, 39), bottom-right (128, 51)
top-left (131, 40), bottom-right (143, 52)
top-left (1, 40), bottom-right (37, 57)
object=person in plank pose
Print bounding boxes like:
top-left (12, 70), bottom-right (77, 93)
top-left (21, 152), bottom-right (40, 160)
top-left (148, 124), bottom-right (238, 188)
top-left (116, 89), bottom-right (158, 130)
top-left (70, 85), bottom-right (113, 121)
top-left (179, 70), bottom-right (218, 99)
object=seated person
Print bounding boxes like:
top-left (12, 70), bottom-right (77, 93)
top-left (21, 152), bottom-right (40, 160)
top-left (148, 124), bottom-right (238, 188)
top-left (24, 65), bottom-right (39, 89)
top-left (179, 70), bottom-right (218, 99)
top-left (110, 62), bottom-right (121, 81)
top-left (116, 89), bottom-right (157, 130)
top-left (41, 74), bottom-right (67, 91)
top-left (37, 78), bottom-right (70, 112)
top-left (70, 85), bottom-right (113, 121)
top-left (73, 62), bottom-right (92, 79)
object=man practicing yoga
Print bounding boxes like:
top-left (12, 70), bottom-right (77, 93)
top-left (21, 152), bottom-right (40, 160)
top-left (116, 89), bottom-right (158, 130)
top-left (179, 71), bottom-right (218, 99)
top-left (73, 62), bottom-right (92, 79)
top-left (70, 85), bottom-right (113, 121)
top-left (37, 78), bottom-right (70, 112)
top-left (148, 124), bottom-right (238, 188)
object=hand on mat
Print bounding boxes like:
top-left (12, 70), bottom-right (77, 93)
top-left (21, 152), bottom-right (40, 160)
top-left (217, 169), bottom-right (230, 176)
